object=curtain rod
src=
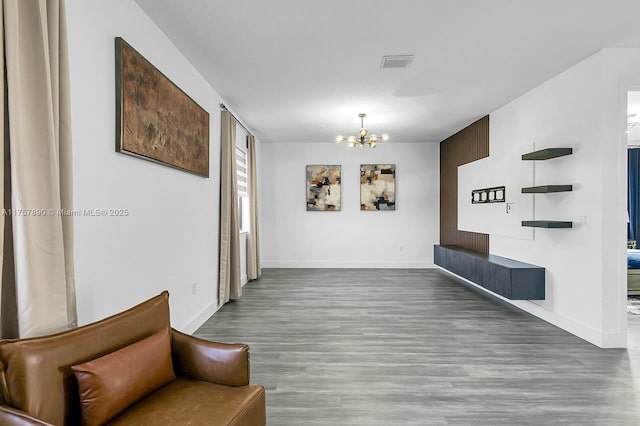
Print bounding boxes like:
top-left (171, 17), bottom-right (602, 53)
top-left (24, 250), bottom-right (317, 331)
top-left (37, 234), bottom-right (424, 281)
top-left (220, 103), bottom-right (252, 136)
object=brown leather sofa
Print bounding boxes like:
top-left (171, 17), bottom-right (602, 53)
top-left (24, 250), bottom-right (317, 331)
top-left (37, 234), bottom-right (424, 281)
top-left (0, 291), bottom-right (266, 425)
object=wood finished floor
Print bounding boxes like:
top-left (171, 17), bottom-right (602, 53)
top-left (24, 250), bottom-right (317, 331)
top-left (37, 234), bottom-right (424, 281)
top-left (195, 269), bottom-right (640, 425)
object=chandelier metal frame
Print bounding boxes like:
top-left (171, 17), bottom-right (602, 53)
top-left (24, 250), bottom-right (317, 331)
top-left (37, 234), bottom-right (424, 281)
top-left (336, 113), bottom-right (389, 148)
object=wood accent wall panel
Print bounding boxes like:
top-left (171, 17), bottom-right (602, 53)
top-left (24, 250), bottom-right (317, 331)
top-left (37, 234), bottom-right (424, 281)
top-left (440, 116), bottom-right (490, 254)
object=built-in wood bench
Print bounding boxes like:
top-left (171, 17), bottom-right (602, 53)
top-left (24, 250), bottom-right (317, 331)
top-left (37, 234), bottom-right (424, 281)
top-left (434, 245), bottom-right (545, 300)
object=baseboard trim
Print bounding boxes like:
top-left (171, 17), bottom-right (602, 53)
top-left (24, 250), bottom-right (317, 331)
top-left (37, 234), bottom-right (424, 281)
top-left (180, 301), bottom-right (219, 335)
top-left (437, 267), bottom-right (624, 349)
top-left (262, 260), bottom-right (437, 269)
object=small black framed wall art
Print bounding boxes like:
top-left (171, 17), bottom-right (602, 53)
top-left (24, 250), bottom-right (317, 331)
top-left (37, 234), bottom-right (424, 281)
top-left (471, 186), bottom-right (505, 204)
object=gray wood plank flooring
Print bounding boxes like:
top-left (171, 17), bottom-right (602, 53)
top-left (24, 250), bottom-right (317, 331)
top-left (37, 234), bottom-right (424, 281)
top-left (195, 269), bottom-right (640, 425)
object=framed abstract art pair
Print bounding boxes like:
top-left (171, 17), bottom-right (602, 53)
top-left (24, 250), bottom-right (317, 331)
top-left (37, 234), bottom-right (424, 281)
top-left (306, 164), bottom-right (396, 211)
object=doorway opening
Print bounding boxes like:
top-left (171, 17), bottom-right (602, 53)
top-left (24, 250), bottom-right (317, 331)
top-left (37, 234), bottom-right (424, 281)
top-left (626, 90), bottom-right (640, 348)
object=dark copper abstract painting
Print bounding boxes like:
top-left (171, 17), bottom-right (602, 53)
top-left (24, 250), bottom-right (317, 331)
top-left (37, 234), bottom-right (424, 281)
top-left (115, 37), bottom-right (210, 177)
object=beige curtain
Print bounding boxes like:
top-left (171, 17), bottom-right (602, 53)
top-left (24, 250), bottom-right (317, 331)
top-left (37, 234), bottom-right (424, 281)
top-left (0, 0), bottom-right (76, 338)
top-left (246, 135), bottom-right (261, 280)
top-left (219, 110), bottom-right (241, 304)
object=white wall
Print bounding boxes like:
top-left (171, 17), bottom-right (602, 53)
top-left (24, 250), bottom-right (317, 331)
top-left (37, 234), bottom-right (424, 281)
top-left (67, 0), bottom-right (235, 332)
top-left (454, 48), bottom-right (640, 348)
top-left (260, 142), bottom-right (439, 268)
top-left (458, 149), bottom-right (534, 240)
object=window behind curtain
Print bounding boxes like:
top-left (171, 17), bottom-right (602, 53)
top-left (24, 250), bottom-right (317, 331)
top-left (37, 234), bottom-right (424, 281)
top-left (236, 143), bottom-right (249, 232)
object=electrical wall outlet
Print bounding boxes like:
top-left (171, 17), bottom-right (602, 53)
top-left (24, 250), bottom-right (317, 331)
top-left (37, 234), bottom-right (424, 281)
top-left (191, 283), bottom-right (197, 295)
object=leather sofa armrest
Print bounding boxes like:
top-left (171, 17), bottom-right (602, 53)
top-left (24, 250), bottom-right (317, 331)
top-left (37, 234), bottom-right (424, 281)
top-left (171, 328), bottom-right (250, 387)
top-left (0, 406), bottom-right (52, 426)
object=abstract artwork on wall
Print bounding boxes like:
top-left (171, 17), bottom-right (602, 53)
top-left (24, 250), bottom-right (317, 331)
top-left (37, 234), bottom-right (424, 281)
top-left (306, 165), bottom-right (341, 211)
top-left (115, 37), bottom-right (210, 177)
top-left (360, 164), bottom-right (396, 210)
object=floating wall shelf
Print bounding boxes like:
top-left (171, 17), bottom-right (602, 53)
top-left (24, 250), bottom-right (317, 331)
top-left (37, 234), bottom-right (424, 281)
top-left (521, 147), bottom-right (573, 229)
top-left (434, 245), bottom-right (545, 300)
top-left (521, 185), bottom-right (573, 193)
top-left (522, 220), bottom-right (573, 228)
top-left (521, 148), bottom-right (573, 160)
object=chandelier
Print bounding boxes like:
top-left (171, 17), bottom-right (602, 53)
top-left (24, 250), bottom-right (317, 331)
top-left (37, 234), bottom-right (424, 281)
top-left (335, 113), bottom-right (389, 148)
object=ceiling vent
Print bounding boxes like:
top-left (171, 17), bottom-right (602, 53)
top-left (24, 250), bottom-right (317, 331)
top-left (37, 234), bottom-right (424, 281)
top-left (380, 55), bottom-right (414, 69)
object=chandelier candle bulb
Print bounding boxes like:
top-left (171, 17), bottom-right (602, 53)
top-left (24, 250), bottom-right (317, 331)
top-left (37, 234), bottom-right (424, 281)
top-left (335, 113), bottom-right (389, 148)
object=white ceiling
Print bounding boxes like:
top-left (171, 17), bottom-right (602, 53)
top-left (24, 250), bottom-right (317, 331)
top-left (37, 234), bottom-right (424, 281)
top-left (135, 0), bottom-right (640, 144)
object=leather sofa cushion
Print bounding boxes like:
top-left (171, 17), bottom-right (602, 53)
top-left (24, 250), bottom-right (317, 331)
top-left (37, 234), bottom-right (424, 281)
top-left (107, 379), bottom-right (266, 426)
top-left (72, 327), bottom-right (175, 426)
top-left (0, 291), bottom-right (171, 425)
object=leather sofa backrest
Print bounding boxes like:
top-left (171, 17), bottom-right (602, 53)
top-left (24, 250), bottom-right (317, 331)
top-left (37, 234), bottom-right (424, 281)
top-left (0, 291), bottom-right (171, 425)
